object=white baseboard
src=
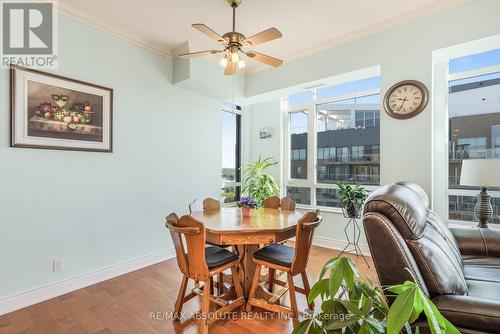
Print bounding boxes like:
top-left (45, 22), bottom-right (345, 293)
top-left (312, 236), bottom-right (371, 257)
top-left (0, 248), bottom-right (175, 316)
top-left (0, 238), bottom-right (369, 316)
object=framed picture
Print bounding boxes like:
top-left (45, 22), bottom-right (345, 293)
top-left (10, 66), bottom-right (113, 152)
top-left (259, 127), bottom-right (272, 139)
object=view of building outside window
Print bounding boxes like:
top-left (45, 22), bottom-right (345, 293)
top-left (289, 111), bottom-right (308, 179)
top-left (448, 48), bottom-right (500, 224)
top-left (315, 94), bottom-right (380, 185)
top-left (221, 105), bottom-right (241, 203)
top-left (286, 76), bottom-right (381, 207)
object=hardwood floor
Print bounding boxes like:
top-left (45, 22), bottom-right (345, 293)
top-left (0, 245), bottom-right (376, 334)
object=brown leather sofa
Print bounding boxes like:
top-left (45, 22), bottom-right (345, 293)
top-left (363, 182), bottom-right (500, 334)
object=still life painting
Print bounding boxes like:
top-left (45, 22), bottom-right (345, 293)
top-left (10, 66), bottom-right (113, 152)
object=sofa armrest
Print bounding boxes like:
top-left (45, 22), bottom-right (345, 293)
top-left (432, 294), bottom-right (500, 332)
top-left (449, 226), bottom-right (500, 256)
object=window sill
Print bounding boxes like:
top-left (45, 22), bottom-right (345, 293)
top-left (448, 220), bottom-right (500, 230)
top-left (296, 205), bottom-right (344, 215)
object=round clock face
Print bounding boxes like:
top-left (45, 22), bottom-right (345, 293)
top-left (384, 80), bottom-right (429, 119)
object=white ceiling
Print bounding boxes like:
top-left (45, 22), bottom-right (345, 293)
top-left (58, 0), bottom-right (466, 73)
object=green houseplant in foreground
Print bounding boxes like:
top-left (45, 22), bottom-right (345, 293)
top-left (241, 156), bottom-right (279, 207)
top-left (293, 256), bottom-right (459, 334)
top-left (337, 182), bottom-right (369, 218)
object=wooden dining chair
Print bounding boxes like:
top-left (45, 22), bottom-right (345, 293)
top-left (203, 197), bottom-right (221, 210)
top-left (280, 197), bottom-right (296, 211)
top-left (190, 197), bottom-right (231, 295)
top-left (263, 196), bottom-right (281, 209)
top-left (166, 213), bottom-right (245, 334)
top-left (245, 211), bottom-right (322, 325)
top-left (188, 198), bottom-right (204, 213)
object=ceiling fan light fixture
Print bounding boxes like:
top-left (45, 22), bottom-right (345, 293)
top-left (231, 52), bottom-right (240, 63)
top-left (182, 0), bottom-right (283, 75)
top-left (219, 57), bottom-right (228, 67)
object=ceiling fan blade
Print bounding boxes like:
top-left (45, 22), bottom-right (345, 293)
top-left (178, 49), bottom-right (222, 58)
top-left (224, 61), bottom-right (236, 76)
top-left (244, 27), bottom-right (282, 46)
top-left (246, 51), bottom-right (283, 68)
top-left (192, 24), bottom-right (225, 43)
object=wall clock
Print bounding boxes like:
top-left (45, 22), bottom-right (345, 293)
top-left (383, 80), bottom-right (429, 119)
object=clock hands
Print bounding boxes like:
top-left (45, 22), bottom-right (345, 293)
top-left (397, 97), bottom-right (408, 112)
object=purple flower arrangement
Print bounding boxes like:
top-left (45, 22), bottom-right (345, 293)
top-left (238, 196), bottom-right (258, 209)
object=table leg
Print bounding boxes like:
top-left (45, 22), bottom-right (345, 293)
top-left (237, 244), bottom-right (260, 297)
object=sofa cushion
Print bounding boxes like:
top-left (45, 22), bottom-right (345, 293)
top-left (463, 255), bottom-right (500, 283)
top-left (396, 181), bottom-right (430, 207)
top-left (467, 279), bottom-right (500, 300)
top-left (432, 293), bottom-right (500, 333)
top-left (427, 209), bottom-right (463, 268)
top-left (406, 223), bottom-right (468, 297)
top-left (364, 184), bottom-right (428, 240)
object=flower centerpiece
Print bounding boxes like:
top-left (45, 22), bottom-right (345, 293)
top-left (238, 196), bottom-right (258, 217)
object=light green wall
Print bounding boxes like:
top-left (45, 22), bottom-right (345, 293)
top-left (0, 15), bottom-right (223, 299)
top-left (242, 0), bottom-right (500, 244)
top-left (2, 0), bottom-right (500, 302)
top-left (242, 100), bottom-right (282, 181)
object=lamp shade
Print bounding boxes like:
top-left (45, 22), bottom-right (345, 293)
top-left (460, 159), bottom-right (500, 187)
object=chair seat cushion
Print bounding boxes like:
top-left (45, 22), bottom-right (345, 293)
top-left (254, 243), bottom-right (294, 268)
top-left (463, 255), bottom-right (500, 283)
top-left (467, 279), bottom-right (500, 301)
top-left (432, 293), bottom-right (500, 333)
top-left (205, 246), bottom-right (238, 269)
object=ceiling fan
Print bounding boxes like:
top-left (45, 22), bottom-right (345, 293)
top-left (178, 0), bottom-right (283, 75)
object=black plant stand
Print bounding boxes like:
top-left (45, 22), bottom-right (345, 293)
top-left (337, 207), bottom-right (370, 267)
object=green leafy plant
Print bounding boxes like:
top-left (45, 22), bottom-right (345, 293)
top-left (337, 182), bottom-right (369, 218)
top-left (241, 156), bottom-right (279, 207)
top-left (293, 256), bottom-right (459, 334)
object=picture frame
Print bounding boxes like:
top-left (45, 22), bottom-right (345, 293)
top-left (259, 127), bottom-right (272, 139)
top-left (10, 66), bottom-right (113, 152)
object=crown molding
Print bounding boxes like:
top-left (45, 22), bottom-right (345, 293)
top-left (50, 0), bottom-right (466, 75)
top-left (53, 2), bottom-right (172, 58)
top-left (244, 0), bottom-right (468, 75)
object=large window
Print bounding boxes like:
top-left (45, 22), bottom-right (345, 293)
top-left (221, 104), bottom-right (241, 203)
top-left (448, 48), bottom-right (500, 224)
top-left (284, 76), bottom-right (381, 209)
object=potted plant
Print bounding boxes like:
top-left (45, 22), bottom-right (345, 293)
top-left (238, 196), bottom-right (258, 217)
top-left (337, 182), bottom-right (369, 218)
top-left (241, 156), bottom-right (279, 207)
top-left (293, 256), bottom-right (459, 334)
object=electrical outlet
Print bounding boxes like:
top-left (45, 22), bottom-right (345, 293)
top-left (53, 258), bottom-right (64, 273)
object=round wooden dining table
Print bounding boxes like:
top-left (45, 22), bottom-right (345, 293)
top-left (189, 207), bottom-right (304, 297)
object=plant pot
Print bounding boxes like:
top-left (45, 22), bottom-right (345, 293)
top-left (344, 202), bottom-right (358, 219)
top-left (241, 207), bottom-right (251, 217)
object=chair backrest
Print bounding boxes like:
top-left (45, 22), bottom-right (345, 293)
top-left (188, 199), bottom-right (204, 213)
top-left (263, 196), bottom-right (281, 209)
top-left (203, 197), bottom-right (221, 211)
top-left (280, 197), bottom-right (296, 211)
top-left (291, 211), bottom-right (322, 274)
top-left (165, 213), bottom-right (209, 280)
top-left (363, 182), bottom-right (467, 298)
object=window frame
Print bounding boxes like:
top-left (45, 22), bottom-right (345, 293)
top-left (447, 66), bottom-right (500, 226)
top-left (221, 105), bottom-right (242, 203)
top-left (283, 86), bottom-right (381, 212)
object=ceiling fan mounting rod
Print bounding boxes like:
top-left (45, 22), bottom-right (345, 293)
top-left (232, 6), bottom-right (236, 32)
top-left (228, 0), bottom-right (241, 32)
